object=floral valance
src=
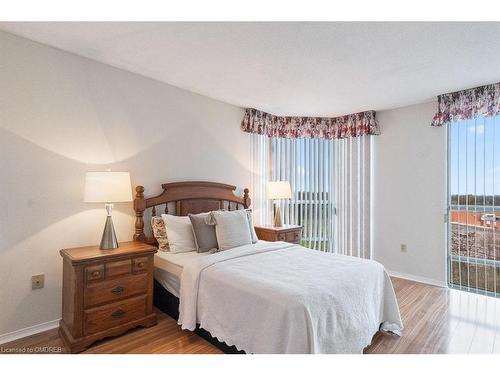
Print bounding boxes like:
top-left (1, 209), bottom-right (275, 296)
top-left (431, 82), bottom-right (500, 126)
top-left (241, 108), bottom-right (380, 139)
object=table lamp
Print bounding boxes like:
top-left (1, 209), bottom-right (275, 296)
top-left (267, 181), bottom-right (292, 227)
top-left (84, 171), bottom-right (133, 250)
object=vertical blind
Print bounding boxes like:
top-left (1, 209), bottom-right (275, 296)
top-left (335, 136), bottom-right (372, 258)
top-left (448, 115), bottom-right (500, 296)
top-left (251, 134), bottom-right (271, 226)
top-left (270, 137), bottom-right (335, 252)
top-left (251, 133), bottom-right (372, 257)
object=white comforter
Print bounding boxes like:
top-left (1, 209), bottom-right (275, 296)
top-left (178, 241), bottom-right (403, 354)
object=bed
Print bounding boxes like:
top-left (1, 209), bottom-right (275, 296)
top-left (133, 181), bottom-right (403, 354)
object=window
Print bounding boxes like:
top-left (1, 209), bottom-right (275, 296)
top-left (270, 137), bottom-right (335, 251)
top-left (448, 115), bottom-right (500, 296)
top-left (251, 132), bottom-right (372, 256)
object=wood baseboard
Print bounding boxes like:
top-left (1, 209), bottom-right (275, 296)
top-left (388, 270), bottom-right (447, 288)
top-left (0, 319), bottom-right (61, 345)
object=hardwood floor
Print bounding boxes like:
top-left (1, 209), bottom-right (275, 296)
top-left (366, 277), bottom-right (500, 354)
top-left (0, 311), bottom-right (221, 354)
top-left (2, 277), bottom-right (500, 354)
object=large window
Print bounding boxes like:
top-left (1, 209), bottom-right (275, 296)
top-left (251, 133), bottom-right (372, 257)
top-left (448, 115), bottom-right (500, 296)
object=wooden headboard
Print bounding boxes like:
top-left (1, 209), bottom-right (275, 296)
top-left (133, 181), bottom-right (251, 244)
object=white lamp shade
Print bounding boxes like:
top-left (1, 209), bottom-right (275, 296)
top-left (267, 181), bottom-right (292, 200)
top-left (84, 172), bottom-right (133, 203)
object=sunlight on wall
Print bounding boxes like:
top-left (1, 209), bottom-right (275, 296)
top-left (0, 28), bottom-right (253, 168)
top-left (1, 31), bottom-right (147, 164)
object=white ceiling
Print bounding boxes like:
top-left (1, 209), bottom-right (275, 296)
top-left (1, 22), bottom-right (500, 116)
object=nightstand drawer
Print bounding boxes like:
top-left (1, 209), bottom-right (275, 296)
top-left (286, 230), bottom-right (301, 242)
top-left (84, 295), bottom-right (147, 336)
top-left (105, 259), bottom-right (132, 278)
top-left (133, 256), bottom-right (149, 273)
top-left (84, 273), bottom-right (148, 307)
top-left (278, 233), bottom-right (287, 241)
top-left (85, 265), bottom-right (104, 283)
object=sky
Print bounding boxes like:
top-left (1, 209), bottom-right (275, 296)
top-left (449, 115), bottom-right (500, 197)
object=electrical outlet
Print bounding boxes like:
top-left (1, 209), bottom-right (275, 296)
top-left (32, 274), bottom-right (45, 290)
top-left (400, 244), bottom-right (407, 253)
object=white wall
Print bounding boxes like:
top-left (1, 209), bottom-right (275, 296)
top-left (372, 102), bottom-right (447, 286)
top-left (0, 31), bottom-right (250, 337)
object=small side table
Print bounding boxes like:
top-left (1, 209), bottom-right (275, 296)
top-left (59, 241), bottom-right (157, 353)
top-left (254, 225), bottom-right (302, 244)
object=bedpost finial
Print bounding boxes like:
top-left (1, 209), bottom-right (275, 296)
top-left (133, 185), bottom-right (146, 242)
top-left (243, 188), bottom-right (251, 208)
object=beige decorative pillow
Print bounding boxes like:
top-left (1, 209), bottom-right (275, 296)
top-left (161, 214), bottom-right (198, 253)
top-left (151, 216), bottom-right (169, 251)
top-left (208, 210), bottom-right (253, 251)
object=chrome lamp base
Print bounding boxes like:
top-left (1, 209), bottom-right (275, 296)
top-left (100, 204), bottom-right (119, 250)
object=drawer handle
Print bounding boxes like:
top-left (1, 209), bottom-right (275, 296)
top-left (111, 285), bottom-right (125, 295)
top-left (111, 309), bottom-right (126, 319)
top-left (136, 261), bottom-right (145, 269)
top-left (91, 271), bottom-right (100, 277)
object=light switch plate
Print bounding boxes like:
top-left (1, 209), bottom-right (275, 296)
top-left (32, 274), bottom-right (45, 290)
top-left (400, 244), bottom-right (407, 252)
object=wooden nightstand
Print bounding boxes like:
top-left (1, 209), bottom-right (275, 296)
top-left (254, 225), bottom-right (302, 244)
top-left (59, 241), bottom-right (157, 353)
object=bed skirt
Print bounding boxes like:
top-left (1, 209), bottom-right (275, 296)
top-left (153, 280), bottom-right (245, 354)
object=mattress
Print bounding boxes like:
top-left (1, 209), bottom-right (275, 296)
top-left (154, 250), bottom-right (208, 297)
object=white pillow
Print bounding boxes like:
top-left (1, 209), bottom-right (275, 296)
top-left (161, 214), bottom-right (197, 253)
top-left (209, 210), bottom-right (253, 251)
